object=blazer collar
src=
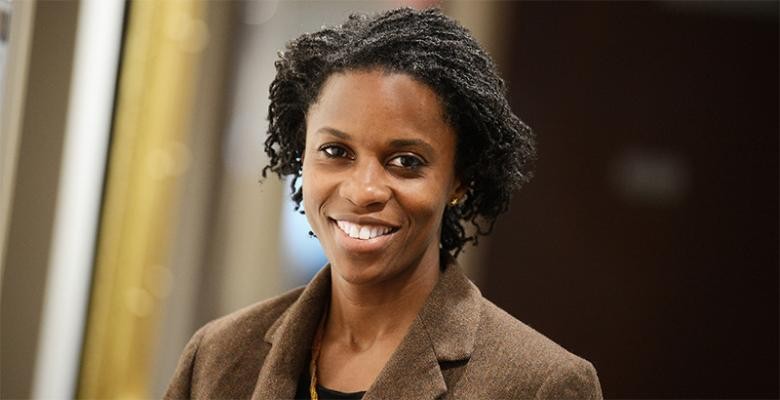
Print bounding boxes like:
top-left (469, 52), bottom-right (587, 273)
top-left (415, 260), bottom-right (483, 362)
top-left (252, 267), bottom-right (330, 399)
top-left (252, 262), bottom-right (483, 400)
top-left (364, 262), bottom-right (482, 399)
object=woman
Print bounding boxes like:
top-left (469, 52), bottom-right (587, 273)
top-left (166, 7), bottom-right (602, 400)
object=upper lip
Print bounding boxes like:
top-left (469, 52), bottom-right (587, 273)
top-left (328, 214), bottom-right (400, 229)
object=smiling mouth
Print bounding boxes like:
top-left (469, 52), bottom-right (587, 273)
top-left (334, 219), bottom-right (399, 240)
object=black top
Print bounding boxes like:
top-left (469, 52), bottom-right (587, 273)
top-left (295, 371), bottom-right (366, 400)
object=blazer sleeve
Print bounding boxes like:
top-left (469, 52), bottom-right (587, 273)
top-left (163, 324), bottom-right (209, 400)
top-left (534, 359), bottom-right (603, 400)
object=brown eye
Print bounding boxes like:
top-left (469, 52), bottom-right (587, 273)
top-left (388, 154), bottom-right (425, 170)
top-left (321, 145), bottom-right (350, 159)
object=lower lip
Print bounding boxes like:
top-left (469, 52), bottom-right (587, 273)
top-left (330, 220), bottom-right (397, 253)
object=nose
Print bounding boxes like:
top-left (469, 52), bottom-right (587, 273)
top-left (339, 158), bottom-right (391, 209)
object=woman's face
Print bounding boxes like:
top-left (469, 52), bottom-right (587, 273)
top-left (302, 69), bottom-right (461, 286)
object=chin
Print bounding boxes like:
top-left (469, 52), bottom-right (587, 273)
top-left (328, 255), bottom-right (406, 285)
top-left (329, 255), bottom-right (394, 286)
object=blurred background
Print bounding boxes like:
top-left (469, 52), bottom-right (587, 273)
top-left (0, 0), bottom-right (777, 398)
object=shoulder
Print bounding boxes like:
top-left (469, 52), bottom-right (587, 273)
top-left (204, 287), bottom-right (303, 339)
top-left (164, 286), bottom-right (304, 399)
top-left (470, 298), bottom-right (602, 399)
top-left (196, 287), bottom-right (304, 350)
top-left (475, 298), bottom-right (581, 370)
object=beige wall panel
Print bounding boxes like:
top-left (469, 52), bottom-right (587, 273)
top-left (0, 1), bottom-right (79, 398)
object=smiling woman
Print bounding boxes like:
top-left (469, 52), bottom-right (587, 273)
top-left (165, 7), bottom-right (602, 400)
top-left (304, 71), bottom-right (460, 289)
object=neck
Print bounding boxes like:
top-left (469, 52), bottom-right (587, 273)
top-left (325, 250), bottom-right (442, 351)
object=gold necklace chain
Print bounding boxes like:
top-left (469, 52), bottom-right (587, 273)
top-left (309, 303), bottom-right (328, 400)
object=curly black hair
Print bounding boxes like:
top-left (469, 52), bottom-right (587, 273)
top-left (262, 7), bottom-right (535, 258)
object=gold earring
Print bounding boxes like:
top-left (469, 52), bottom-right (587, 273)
top-left (449, 197), bottom-right (460, 207)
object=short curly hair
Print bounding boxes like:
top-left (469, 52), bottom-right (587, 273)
top-left (263, 7), bottom-right (535, 257)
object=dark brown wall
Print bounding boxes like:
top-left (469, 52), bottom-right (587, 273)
top-left (484, 2), bottom-right (778, 398)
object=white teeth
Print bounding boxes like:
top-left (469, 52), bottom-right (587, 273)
top-left (335, 220), bottom-right (394, 240)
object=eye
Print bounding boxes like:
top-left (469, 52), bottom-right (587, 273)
top-left (387, 154), bottom-right (425, 170)
top-left (320, 144), bottom-right (351, 159)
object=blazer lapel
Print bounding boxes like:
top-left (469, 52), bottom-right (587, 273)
top-left (364, 263), bottom-right (483, 399)
top-left (363, 317), bottom-right (446, 400)
top-left (251, 266), bottom-right (331, 400)
top-left (250, 263), bottom-right (482, 400)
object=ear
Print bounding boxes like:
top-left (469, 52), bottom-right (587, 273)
top-left (449, 178), bottom-right (468, 204)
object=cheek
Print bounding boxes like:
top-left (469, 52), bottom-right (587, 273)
top-left (300, 141), bottom-right (319, 197)
top-left (395, 181), bottom-right (449, 231)
top-left (301, 157), bottom-right (320, 223)
top-left (412, 170), bottom-right (457, 234)
top-left (301, 159), bottom-right (313, 202)
top-left (300, 152), bottom-right (340, 237)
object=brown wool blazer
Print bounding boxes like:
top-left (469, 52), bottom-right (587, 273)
top-left (164, 264), bottom-right (603, 399)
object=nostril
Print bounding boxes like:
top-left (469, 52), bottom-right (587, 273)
top-left (340, 181), bottom-right (392, 208)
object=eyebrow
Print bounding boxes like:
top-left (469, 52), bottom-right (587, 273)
top-left (316, 127), bottom-right (351, 140)
top-left (388, 138), bottom-right (434, 155)
top-left (316, 126), bottom-right (435, 155)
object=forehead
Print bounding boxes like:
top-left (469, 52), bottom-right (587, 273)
top-left (306, 69), bottom-right (454, 144)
